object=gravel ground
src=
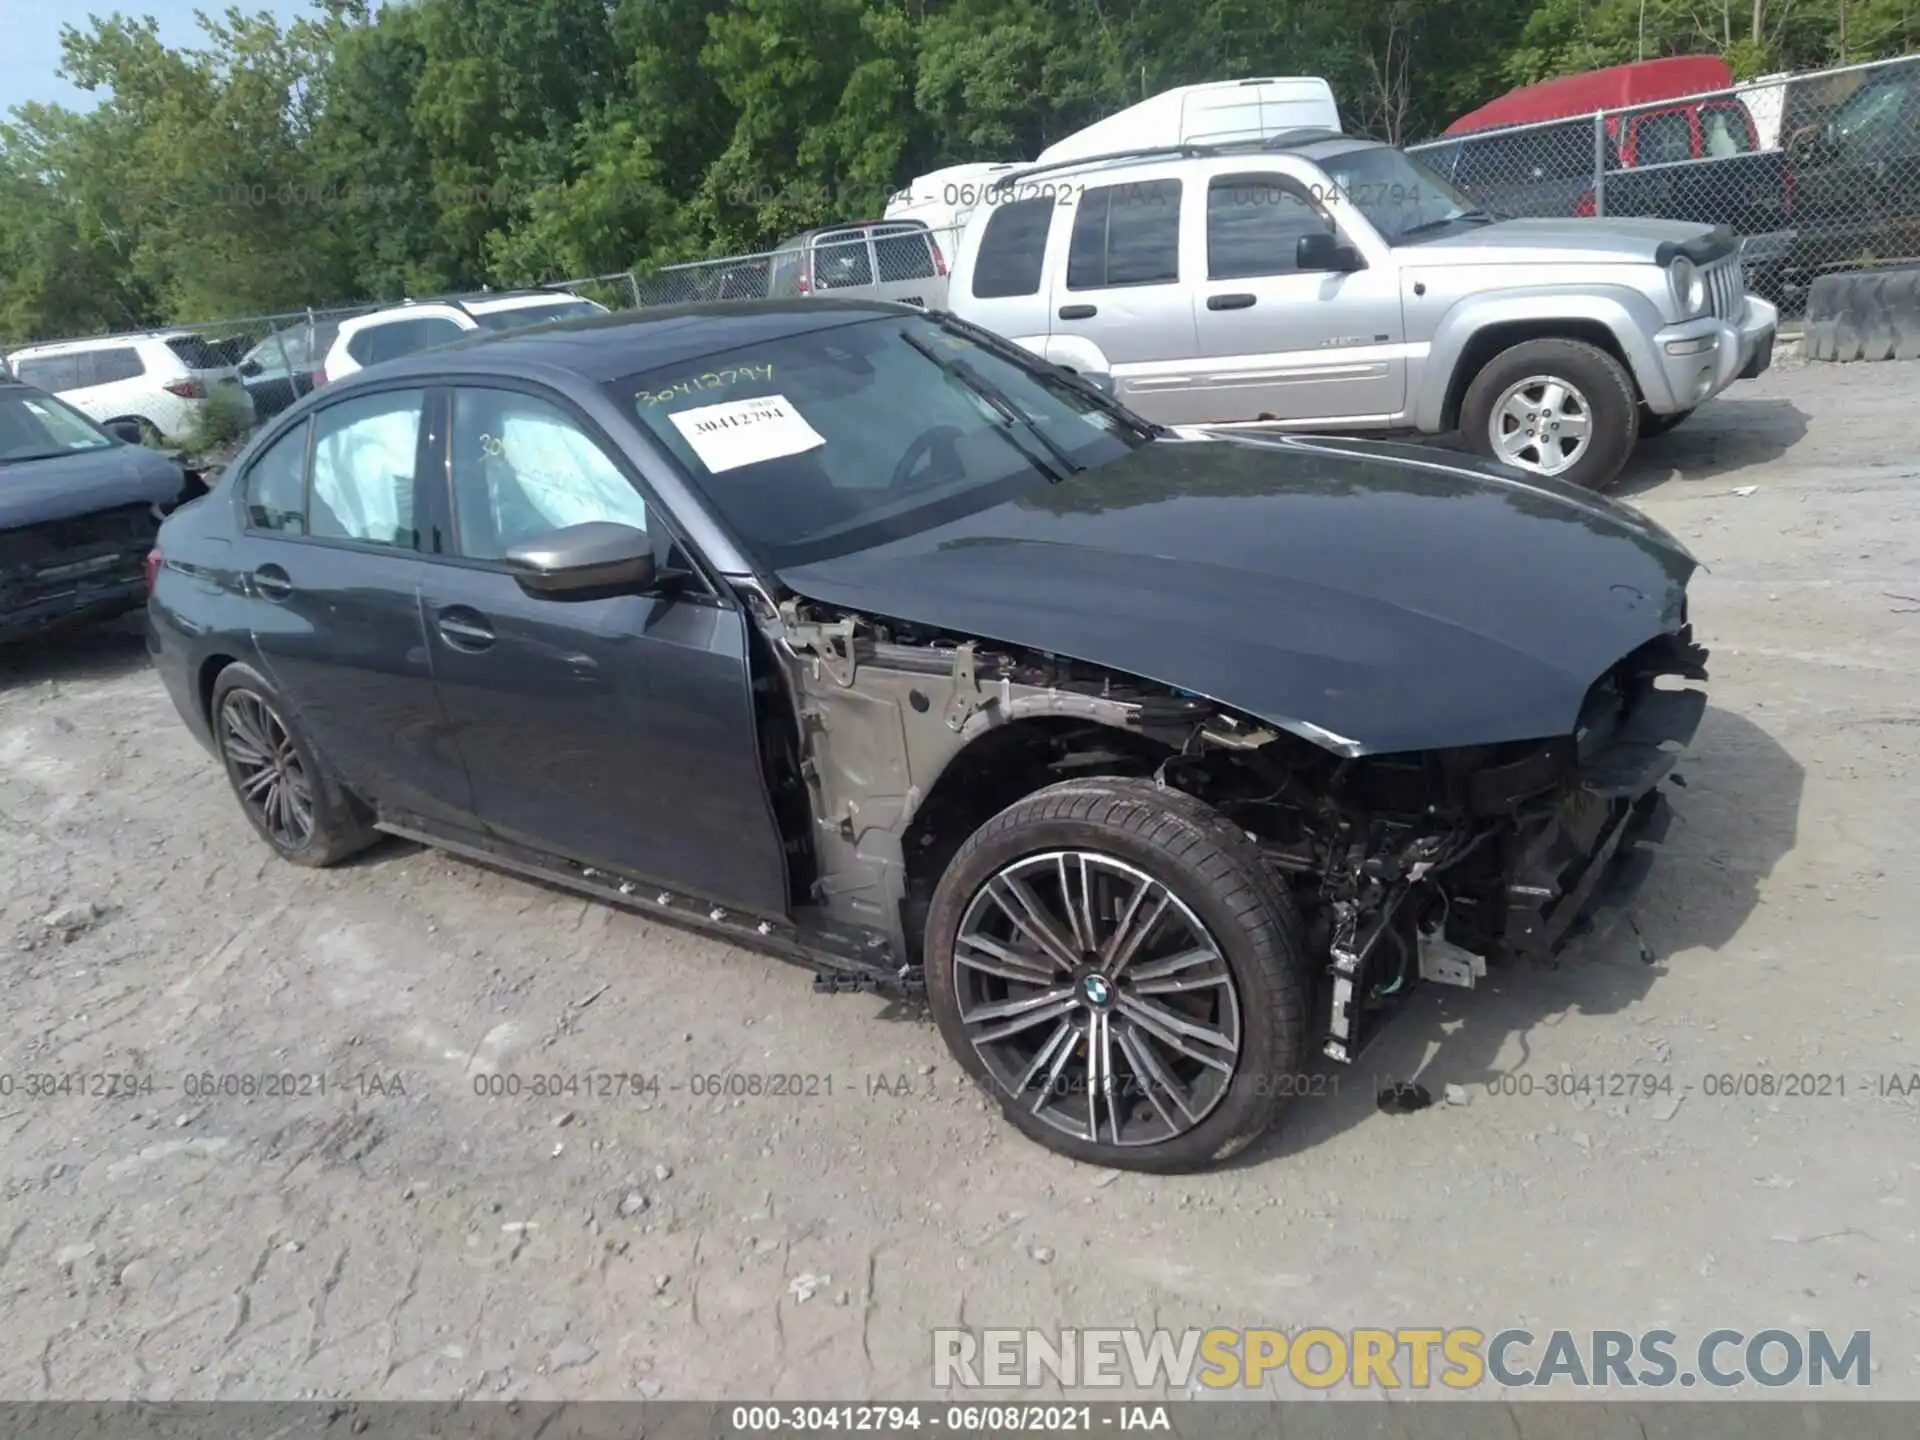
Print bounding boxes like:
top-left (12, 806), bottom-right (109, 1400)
top-left (1, 353), bottom-right (1916, 1404)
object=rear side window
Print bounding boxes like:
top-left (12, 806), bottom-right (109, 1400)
top-left (1067, 179), bottom-right (1181, 290)
top-left (348, 316), bottom-right (467, 367)
top-left (1699, 104), bottom-right (1754, 157)
top-left (308, 389), bottom-right (425, 547)
top-left (970, 198), bottom-right (1055, 299)
top-left (244, 419), bottom-right (312, 535)
top-left (873, 226), bottom-right (938, 281)
top-left (89, 348), bottom-right (146, 385)
top-left (1207, 176), bottom-right (1327, 280)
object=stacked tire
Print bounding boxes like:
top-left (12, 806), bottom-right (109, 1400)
top-left (1804, 266), bottom-right (1920, 363)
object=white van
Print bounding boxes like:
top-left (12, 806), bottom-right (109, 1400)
top-left (1033, 78), bottom-right (1341, 166)
top-left (883, 162), bottom-right (1022, 252)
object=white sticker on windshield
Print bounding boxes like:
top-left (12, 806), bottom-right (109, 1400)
top-left (667, 394), bottom-right (825, 473)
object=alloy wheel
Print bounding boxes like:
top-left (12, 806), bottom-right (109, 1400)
top-left (219, 689), bottom-right (316, 850)
top-left (1489, 373), bottom-right (1594, 476)
top-left (952, 851), bottom-right (1243, 1147)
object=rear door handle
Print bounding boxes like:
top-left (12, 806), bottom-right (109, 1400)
top-left (1207, 293), bottom-right (1258, 311)
top-left (251, 564), bottom-right (292, 601)
top-left (435, 608), bottom-right (496, 652)
top-left (1058, 304), bottom-right (1097, 320)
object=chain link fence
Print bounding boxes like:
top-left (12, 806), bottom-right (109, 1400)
top-left (632, 222), bottom-right (962, 310)
top-left (0, 281), bottom-right (637, 463)
top-left (1405, 52), bottom-right (1920, 317)
top-left (9, 49), bottom-right (1920, 456)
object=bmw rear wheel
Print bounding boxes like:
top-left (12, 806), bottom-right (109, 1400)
top-left (210, 662), bottom-right (375, 867)
top-left (924, 778), bottom-right (1310, 1172)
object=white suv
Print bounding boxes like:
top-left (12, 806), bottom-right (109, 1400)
top-left (320, 291), bottom-right (610, 383)
top-left (5, 332), bottom-right (256, 444)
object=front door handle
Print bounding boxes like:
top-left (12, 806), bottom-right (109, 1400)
top-left (1207, 293), bottom-right (1258, 311)
top-left (251, 564), bottom-right (292, 601)
top-left (1058, 304), bottom-right (1097, 320)
top-left (435, 608), bottom-right (496, 652)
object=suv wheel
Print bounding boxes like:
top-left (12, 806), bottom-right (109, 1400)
top-left (210, 663), bottom-right (375, 867)
top-left (1461, 338), bottom-right (1638, 489)
top-left (923, 778), bottom-right (1309, 1173)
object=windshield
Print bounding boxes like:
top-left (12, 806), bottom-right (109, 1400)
top-left (1316, 145), bottom-right (1484, 245)
top-left (0, 388), bottom-right (115, 464)
top-left (622, 313), bottom-right (1146, 569)
top-left (243, 325), bottom-right (335, 375)
top-left (471, 300), bottom-right (605, 332)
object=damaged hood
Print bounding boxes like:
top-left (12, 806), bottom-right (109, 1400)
top-left (1, 443), bottom-right (185, 529)
top-left (776, 433), bottom-right (1699, 756)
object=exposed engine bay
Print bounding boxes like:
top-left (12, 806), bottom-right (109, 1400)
top-left (752, 590), bottom-right (1709, 1063)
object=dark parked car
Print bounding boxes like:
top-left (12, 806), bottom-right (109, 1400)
top-left (2, 378), bottom-right (190, 644)
top-left (146, 299), bottom-right (1708, 1172)
top-left (237, 320), bottom-right (341, 419)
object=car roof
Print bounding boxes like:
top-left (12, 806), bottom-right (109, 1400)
top-left (358, 298), bottom-right (913, 386)
top-left (8, 332), bottom-right (185, 358)
top-left (994, 129), bottom-right (1376, 185)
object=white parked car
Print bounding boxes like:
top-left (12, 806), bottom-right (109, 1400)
top-left (5, 332), bottom-right (256, 445)
top-left (320, 291), bottom-right (610, 383)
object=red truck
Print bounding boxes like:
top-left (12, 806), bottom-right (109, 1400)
top-left (1420, 56), bottom-right (1794, 296)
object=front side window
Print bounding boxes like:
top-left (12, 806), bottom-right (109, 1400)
top-left (1067, 179), bottom-right (1181, 289)
top-left (0, 389), bottom-right (114, 463)
top-left (308, 389), bottom-right (423, 547)
top-left (243, 419), bottom-right (311, 534)
top-left (970, 198), bottom-right (1055, 299)
top-left (622, 313), bottom-right (1144, 569)
top-left (1207, 175), bottom-right (1331, 280)
top-left (448, 388), bottom-right (650, 560)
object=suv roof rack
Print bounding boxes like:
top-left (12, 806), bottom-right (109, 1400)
top-left (1001, 129), bottom-right (1359, 185)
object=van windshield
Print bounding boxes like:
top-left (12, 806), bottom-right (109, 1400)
top-left (1317, 145), bottom-right (1488, 244)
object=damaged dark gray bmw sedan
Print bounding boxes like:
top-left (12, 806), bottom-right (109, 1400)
top-left (146, 299), bottom-right (1707, 1172)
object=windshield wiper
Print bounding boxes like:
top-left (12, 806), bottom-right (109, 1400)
top-left (899, 328), bottom-right (1084, 480)
top-left (1398, 209), bottom-right (1499, 239)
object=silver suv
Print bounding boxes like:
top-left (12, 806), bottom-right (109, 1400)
top-left (944, 130), bottom-right (1779, 489)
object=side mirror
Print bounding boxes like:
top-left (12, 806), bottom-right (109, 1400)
top-left (238, 359), bottom-right (264, 378)
top-left (502, 521), bottom-right (660, 599)
top-left (1297, 231), bottom-right (1364, 273)
top-left (105, 418), bottom-right (146, 445)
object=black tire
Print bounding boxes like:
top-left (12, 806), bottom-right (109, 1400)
top-left (209, 662), bottom-right (375, 867)
top-left (1460, 337), bottom-right (1639, 490)
top-left (923, 777), bottom-right (1311, 1173)
top-left (1638, 407), bottom-right (1694, 438)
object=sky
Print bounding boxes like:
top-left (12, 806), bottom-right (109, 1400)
top-left (0, 0), bottom-right (314, 114)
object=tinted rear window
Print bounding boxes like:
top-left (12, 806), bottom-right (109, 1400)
top-left (165, 335), bottom-right (222, 369)
top-left (468, 300), bottom-right (605, 331)
top-left (969, 198), bottom-right (1054, 299)
top-left (873, 227), bottom-right (938, 280)
top-left (1067, 179), bottom-right (1181, 290)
